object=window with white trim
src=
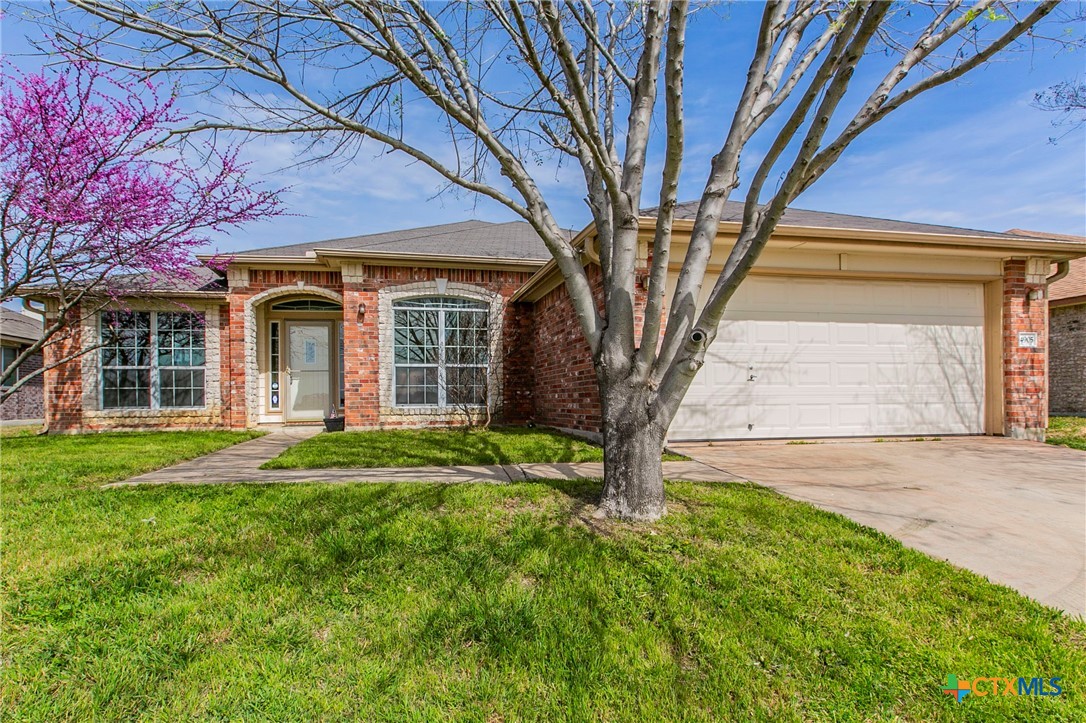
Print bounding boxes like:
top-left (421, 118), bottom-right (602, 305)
top-left (101, 311), bottom-right (206, 409)
top-left (393, 297), bottom-right (488, 406)
top-left (1, 345), bottom-right (20, 389)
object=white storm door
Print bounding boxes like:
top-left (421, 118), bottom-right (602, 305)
top-left (285, 321), bottom-right (333, 421)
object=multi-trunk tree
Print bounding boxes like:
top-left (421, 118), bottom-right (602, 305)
top-left (0, 60), bottom-right (282, 404)
top-left (36, 0), bottom-right (1073, 519)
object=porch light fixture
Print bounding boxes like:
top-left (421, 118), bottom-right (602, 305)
top-left (356, 302), bottom-right (366, 320)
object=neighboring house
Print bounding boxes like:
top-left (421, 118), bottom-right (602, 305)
top-left (1008, 229), bottom-right (1086, 416)
top-left (21, 207), bottom-right (1086, 441)
top-left (1049, 259), bottom-right (1086, 415)
top-left (0, 308), bottom-right (45, 424)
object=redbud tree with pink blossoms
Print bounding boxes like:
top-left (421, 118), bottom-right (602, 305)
top-left (0, 60), bottom-right (282, 401)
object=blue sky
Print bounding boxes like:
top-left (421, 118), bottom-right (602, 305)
top-left (2, 2), bottom-right (1084, 256)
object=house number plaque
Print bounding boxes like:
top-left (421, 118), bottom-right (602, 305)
top-left (1018, 332), bottom-right (1039, 348)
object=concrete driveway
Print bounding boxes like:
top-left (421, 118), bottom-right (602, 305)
top-left (672, 437), bottom-right (1086, 617)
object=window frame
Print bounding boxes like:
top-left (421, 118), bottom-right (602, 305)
top-left (268, 320), bottom-right (281, 411)
top-left (391, 297), bottom-right (489, 408)
top-left (99, 310), bottom-right (207, 411)
top-left (1, 345), bottom-right (21, 389)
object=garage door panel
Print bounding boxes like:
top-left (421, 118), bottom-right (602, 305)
top-left (668, 277), bottom-right (985, 441)
top-left (752, 321), bottom-right (790, 345)
top-left (837, 404), bottom-right (872, 430)
top-left (874, 324), bottom-right (909, 346)
top-left (835, 324), bottom-right (871, 345)
top-left (796, 404), bottom-right (833, 429)
top-left (795, 322), bottom-right (830, 344)
top-left (796, 362), bottom-right (831, 386)
top-left (836, 362), bottom-right (871, 386)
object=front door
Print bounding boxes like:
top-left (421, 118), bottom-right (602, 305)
top-left (285, 321), bottom-right (333, 421)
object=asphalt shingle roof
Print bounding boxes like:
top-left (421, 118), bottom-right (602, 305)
top-left (0, 309), bottom-right (43, 343)
top-left (241, 220), bottom-right (556, 261)
top-left (1007, 229), bottom-right (1086, 301)
top-left (652, 201), bottom-right (1071, 242)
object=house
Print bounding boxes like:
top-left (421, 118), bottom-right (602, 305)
top-left (1004, 230), bottom-right (1086, 416)
top-left (1048, 258), bottom-right (1086, 416)
top-left (24, 206), bottom-right (1086, 441)
top-left (0, 308), bottom-right (45, 424)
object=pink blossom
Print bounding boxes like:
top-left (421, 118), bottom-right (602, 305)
top-left (1, 59), bottom-right (283, 300)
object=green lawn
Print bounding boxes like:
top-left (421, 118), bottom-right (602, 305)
top-left (1047, 416), bottom-right (1086, 451)
top-left (261, 426), bottom-right (685, 469)
top-left (3, 432), bottom-right (1084, 720)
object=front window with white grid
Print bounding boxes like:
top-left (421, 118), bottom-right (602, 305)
top-left (392, 297), bottom-right (488, 407)
top-left (101, 311), bottom-right (205, 409)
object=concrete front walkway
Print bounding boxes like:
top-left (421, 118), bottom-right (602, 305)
top-left (673, 436), bottom-right (1086, 617)
top-left (108, 428), bottom-right (736, 488)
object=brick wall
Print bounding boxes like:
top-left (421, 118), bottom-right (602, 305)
top-left (530, 264), bottom-right (604, 434)
top-left (502, 302), bottom-right (535, 423)
top-left (1002, 259), bottom-right (1048, 440)
top-left (0, 347), bottom-right (44, 422)
top-left (528, 263), bottom-right (653, 435)
top-left (357, 266), bottom-right (532, 428)
top-left (1049, 302), bottom-right (1085, 415)
top-left (42, 312), bottom-right (84, 432)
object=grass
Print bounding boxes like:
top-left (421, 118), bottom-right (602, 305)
top-left (1047, 416), bottom-right (1086, 451)
top-left (261, 426), bottom-right (686, 469)
top-left (3, 432), bottom-right (1085, 721)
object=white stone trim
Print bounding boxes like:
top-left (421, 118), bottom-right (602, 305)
top-left (377, 280), bottom-right (503, 425)
top-left (227, 266), bottom-right (249, 288)
top-left (242, 285), bottom-right (344, 427)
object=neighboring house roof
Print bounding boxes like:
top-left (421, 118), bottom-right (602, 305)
top-left (21, 266), bottom-right (228, 299)
top-left (656, 201), bottom-right (1079, 243)
top-left (234, 220), bottom-right (557, 262)
top-left (1006, 229), bottom-right (1086, 305)
top-left (108, 266), bottom-right (229, 294)
top-left (0, 309), bottom-right (43, 344)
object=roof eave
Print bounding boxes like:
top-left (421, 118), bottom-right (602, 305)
top-left (18, 290), bottom-right (228, 302)
top-left (196, 253), bottom-right (321, 265)
top-left (1051, 293), bottom-right (1086, 308)
top-left (641, 217), bottom-right (1086, 256)
top-left (0, 331), bottom-right (41, 344)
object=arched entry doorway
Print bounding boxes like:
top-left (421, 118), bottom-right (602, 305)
top-left (246, 288), bottom-right (345, 424)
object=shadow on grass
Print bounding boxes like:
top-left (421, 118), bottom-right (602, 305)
top-left (261, 426), bottom-right (606, 469)
top-left (6, 467), bottom-right (1085, 720)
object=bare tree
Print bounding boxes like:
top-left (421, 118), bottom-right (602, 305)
top-left (1034, 79), bottom-right (1086, 136)
top-left (32, 0), bottom-right (1071, 519)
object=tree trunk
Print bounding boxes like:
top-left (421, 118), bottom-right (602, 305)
top-left (598, 383), bottom-right (667, 521)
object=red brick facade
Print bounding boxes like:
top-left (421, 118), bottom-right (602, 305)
top-left (1002, 259), bottom-right (1048, 441)
top-left (529, 272), bottom-right (602, 433)
top-left (42, 314), bottom-right (84, 431)
top-left (223, 265), bottom-right (533, 430)
top-left (38, 257), bottom-right (1056, 440)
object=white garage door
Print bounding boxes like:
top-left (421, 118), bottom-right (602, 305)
top-left (669, 276), bottom-right (986, 441)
